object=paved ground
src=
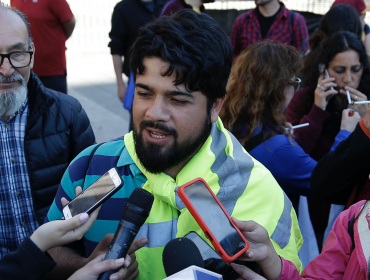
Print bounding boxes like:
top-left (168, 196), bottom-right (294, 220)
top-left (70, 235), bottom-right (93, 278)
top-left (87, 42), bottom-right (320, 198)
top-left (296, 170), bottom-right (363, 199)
top-left (66, 50), bottom-right (130, 143)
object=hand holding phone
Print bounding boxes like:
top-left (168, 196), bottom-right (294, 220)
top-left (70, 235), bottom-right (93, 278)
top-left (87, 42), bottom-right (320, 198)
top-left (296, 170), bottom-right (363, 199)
top-left (323, 69), bottom-right (335, 101)
top-left (31, 209), bottom-right (100, 252)
top-left (315, 65), bottom-right (337, 110)
top-left (63, 168), bottom-right (123, 220)
top-left (231, 218), bottom-right (282, 280)
top-left (178, 178), bottom-right (249, 263)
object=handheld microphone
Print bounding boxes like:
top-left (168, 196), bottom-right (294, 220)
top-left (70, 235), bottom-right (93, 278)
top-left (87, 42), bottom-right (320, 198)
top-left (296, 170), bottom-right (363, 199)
top-left (162, 238), bottom-right (204, 277)
top-left (165, 235), bottom-right (240, 280)
top-left (97, 188), bottom-right (154, 280)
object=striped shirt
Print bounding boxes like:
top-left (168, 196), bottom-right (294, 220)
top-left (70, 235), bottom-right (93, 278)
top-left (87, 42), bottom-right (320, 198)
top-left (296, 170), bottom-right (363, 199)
top-left (230, 4), bottom-right (309, 59)
top-left (0, 97), bottom-right (39, 258)
top-left (45, 139), bottom-right (147, 255)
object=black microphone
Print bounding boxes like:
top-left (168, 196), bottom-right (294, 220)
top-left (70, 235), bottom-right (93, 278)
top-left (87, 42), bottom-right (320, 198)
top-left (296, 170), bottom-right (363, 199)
top-left (162, 237), bottom-right (204, 276)
top-left (163, 237), bottom-right (240, 280)
top-left (97, 188), bottom-right (154, 280)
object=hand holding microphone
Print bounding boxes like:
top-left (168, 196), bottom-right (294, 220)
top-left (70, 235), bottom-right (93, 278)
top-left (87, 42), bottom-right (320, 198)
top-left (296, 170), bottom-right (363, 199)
top-left (97, 188), bottom-right (154, 280)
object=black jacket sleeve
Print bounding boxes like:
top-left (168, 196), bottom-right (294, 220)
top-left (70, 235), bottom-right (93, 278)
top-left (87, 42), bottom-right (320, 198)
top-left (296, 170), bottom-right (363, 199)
top-left (311, 123), bottom-right (370, 205)
top-left (0, 237), bottom-right (56, 280)
top-left (108, 3), bottom-right (129, 56)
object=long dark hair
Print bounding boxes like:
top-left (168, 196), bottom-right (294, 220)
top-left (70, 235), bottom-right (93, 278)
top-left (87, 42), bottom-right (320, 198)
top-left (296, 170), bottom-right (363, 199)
top-left (309, 4), bottom-right (362, 52)
top-left (301, 31), bottom-right (370, 107)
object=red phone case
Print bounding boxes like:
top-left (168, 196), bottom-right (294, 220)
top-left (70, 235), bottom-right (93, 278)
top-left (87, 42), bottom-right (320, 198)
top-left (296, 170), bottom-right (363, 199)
top-left (178, 178), bottom-right (249, 263)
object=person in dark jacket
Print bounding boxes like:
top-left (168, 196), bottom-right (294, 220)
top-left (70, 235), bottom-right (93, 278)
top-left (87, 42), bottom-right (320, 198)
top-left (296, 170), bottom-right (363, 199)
top-left (311, 104), bottom-right (370, 207)
top-left (109, 0), bottom-right (166, 103)
top-left (0, 4), bottom-right (95, 258)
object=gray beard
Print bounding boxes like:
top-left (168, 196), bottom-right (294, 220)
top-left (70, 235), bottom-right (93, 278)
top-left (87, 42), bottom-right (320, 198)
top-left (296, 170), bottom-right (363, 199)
top-left (0, 73), bottom-right (27, 117)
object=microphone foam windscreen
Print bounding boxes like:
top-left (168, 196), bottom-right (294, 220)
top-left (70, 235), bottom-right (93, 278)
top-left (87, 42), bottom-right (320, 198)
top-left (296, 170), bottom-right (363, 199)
top-left (121, 188), bottom-right (154, 227)
top-left (162, 238), bottom-right (204, 276)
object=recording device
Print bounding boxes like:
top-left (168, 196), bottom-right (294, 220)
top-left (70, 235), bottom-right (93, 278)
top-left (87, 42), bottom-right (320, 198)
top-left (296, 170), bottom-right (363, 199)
top-left (178, 178), bottom-right (248, 263)
top-left (163, 238), bottom-right (205, 277)
top-left (63, 168), bottom-right (123, 219)
top-left (97, 188), bottom-right (154, 280)
top-left (184, 232), bottom-right (239, 280)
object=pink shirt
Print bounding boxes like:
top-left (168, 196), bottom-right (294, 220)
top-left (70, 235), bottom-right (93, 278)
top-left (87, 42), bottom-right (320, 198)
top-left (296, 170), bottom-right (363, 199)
top-left (278, 200), bottom-right (369, 280)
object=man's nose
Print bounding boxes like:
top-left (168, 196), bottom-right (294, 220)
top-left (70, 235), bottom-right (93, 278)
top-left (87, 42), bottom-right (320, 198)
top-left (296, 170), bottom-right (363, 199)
top-left (146, 97), bottom-right (170, 122)
top-left (0, 57), bottom-right (15, 77)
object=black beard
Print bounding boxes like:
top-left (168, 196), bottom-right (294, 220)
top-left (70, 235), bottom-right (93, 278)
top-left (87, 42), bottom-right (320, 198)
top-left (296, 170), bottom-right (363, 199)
top-left (132, 118), bottom-right (211, 174)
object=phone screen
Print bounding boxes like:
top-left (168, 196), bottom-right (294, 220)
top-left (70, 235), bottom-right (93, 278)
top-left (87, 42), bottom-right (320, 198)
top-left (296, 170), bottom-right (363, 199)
top-left (67, 172), bottom-right (117, 217)
top-left (184, 181), bottom-right (245, 257)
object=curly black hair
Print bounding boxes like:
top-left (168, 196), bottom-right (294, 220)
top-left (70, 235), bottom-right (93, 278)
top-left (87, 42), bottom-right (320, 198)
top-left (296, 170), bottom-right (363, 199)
top-left (129, 9), bottom-right (233, 107)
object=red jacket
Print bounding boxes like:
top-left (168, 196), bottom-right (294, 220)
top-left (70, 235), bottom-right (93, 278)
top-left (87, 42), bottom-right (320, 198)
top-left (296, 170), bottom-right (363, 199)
top-left (278, 200), bottom-right (369, 280)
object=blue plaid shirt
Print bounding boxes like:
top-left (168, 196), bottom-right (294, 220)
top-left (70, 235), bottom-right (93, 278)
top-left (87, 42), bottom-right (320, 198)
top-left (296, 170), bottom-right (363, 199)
top-left (0, 96), bottom-right (39, 258)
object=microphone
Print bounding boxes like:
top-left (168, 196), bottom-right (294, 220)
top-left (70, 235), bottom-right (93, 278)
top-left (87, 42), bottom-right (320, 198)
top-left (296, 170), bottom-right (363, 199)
top-left (97, 188), bottom-right (154, 280)
top-left (163, 238), bottom-right (222, 279)
top-left (163, 237), bottom-right (240, 280)
top-left (162, 237), bottom-right (204, 276)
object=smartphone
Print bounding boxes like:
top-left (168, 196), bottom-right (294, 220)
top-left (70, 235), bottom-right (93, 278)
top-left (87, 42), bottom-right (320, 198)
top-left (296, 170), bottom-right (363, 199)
top-left (184, 231), bottom-right (239, 280)
top-left (63, 167), bottom-right (123, 220)
top-left (178, 178), bottom-right (249, 263)
top-left (319, 64), bottom-right (335, 101)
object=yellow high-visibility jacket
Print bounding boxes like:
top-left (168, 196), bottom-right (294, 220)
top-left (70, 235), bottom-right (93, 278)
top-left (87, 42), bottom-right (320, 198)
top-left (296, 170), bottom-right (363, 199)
top-left (124, 118), bottom-right (303, 280)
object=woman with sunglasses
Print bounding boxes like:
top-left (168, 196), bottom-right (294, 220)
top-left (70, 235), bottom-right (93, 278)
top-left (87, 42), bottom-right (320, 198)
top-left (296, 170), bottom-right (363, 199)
top-left (220, 41), bottom-right (360, 266)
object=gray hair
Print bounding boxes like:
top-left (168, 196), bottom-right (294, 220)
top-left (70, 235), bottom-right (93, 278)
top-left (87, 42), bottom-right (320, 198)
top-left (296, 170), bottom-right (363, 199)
top-left (0, 2), bottom-right (33, 46)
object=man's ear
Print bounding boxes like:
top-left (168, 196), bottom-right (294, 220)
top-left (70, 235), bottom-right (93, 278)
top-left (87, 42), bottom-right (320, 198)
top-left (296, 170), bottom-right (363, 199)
top-left (30, 43), bottom-right (35, 69)
top-left (210, 97), bottom-right (225, 123)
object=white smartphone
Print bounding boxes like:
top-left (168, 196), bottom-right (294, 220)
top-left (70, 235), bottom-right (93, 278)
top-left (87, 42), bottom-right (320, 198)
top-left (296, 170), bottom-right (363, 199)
top-left (63, 167), bottom-right (123, 220)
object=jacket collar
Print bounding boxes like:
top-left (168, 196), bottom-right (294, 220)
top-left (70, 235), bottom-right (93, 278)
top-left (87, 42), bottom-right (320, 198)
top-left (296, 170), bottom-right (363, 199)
top-left (26, 71), bottom-right (56, 127)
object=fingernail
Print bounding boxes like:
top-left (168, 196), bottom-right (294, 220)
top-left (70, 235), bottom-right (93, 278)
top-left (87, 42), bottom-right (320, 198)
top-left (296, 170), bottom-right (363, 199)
top-left (141, 238), bottom-right (148, 245)
top-left (79, 213), bottom-right (89, 222)
top-left (110, 276), bottom-right (118, 280)
top-left (115, 258), bottom-right (125, 265)
top-left (125, 259), bottom-right (131, 267)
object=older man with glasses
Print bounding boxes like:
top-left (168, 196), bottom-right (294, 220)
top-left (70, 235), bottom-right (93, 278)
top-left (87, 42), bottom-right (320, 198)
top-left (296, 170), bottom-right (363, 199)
top-left (0, 3), bottom-right (95, 258)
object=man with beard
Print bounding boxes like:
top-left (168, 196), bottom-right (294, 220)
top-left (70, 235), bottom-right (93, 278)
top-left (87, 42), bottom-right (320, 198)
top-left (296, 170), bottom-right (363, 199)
top-left (46, 10), bottom-right (303, 280)
top-left (0, 3), bottom-right (95, 258)
top-left (230, 0), bottom-right (309, 59)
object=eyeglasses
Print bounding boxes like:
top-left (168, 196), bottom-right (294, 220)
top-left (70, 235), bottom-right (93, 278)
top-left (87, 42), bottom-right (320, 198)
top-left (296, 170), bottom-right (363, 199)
top-left (0, 51), bottom-right (34, 68)
top-left (294, 77), bottom-right (301, 92)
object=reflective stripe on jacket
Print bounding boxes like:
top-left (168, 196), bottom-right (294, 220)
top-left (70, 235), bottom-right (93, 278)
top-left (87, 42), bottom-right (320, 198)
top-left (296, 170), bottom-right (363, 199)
top-left (125, 118), bottom-right (303, 280)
